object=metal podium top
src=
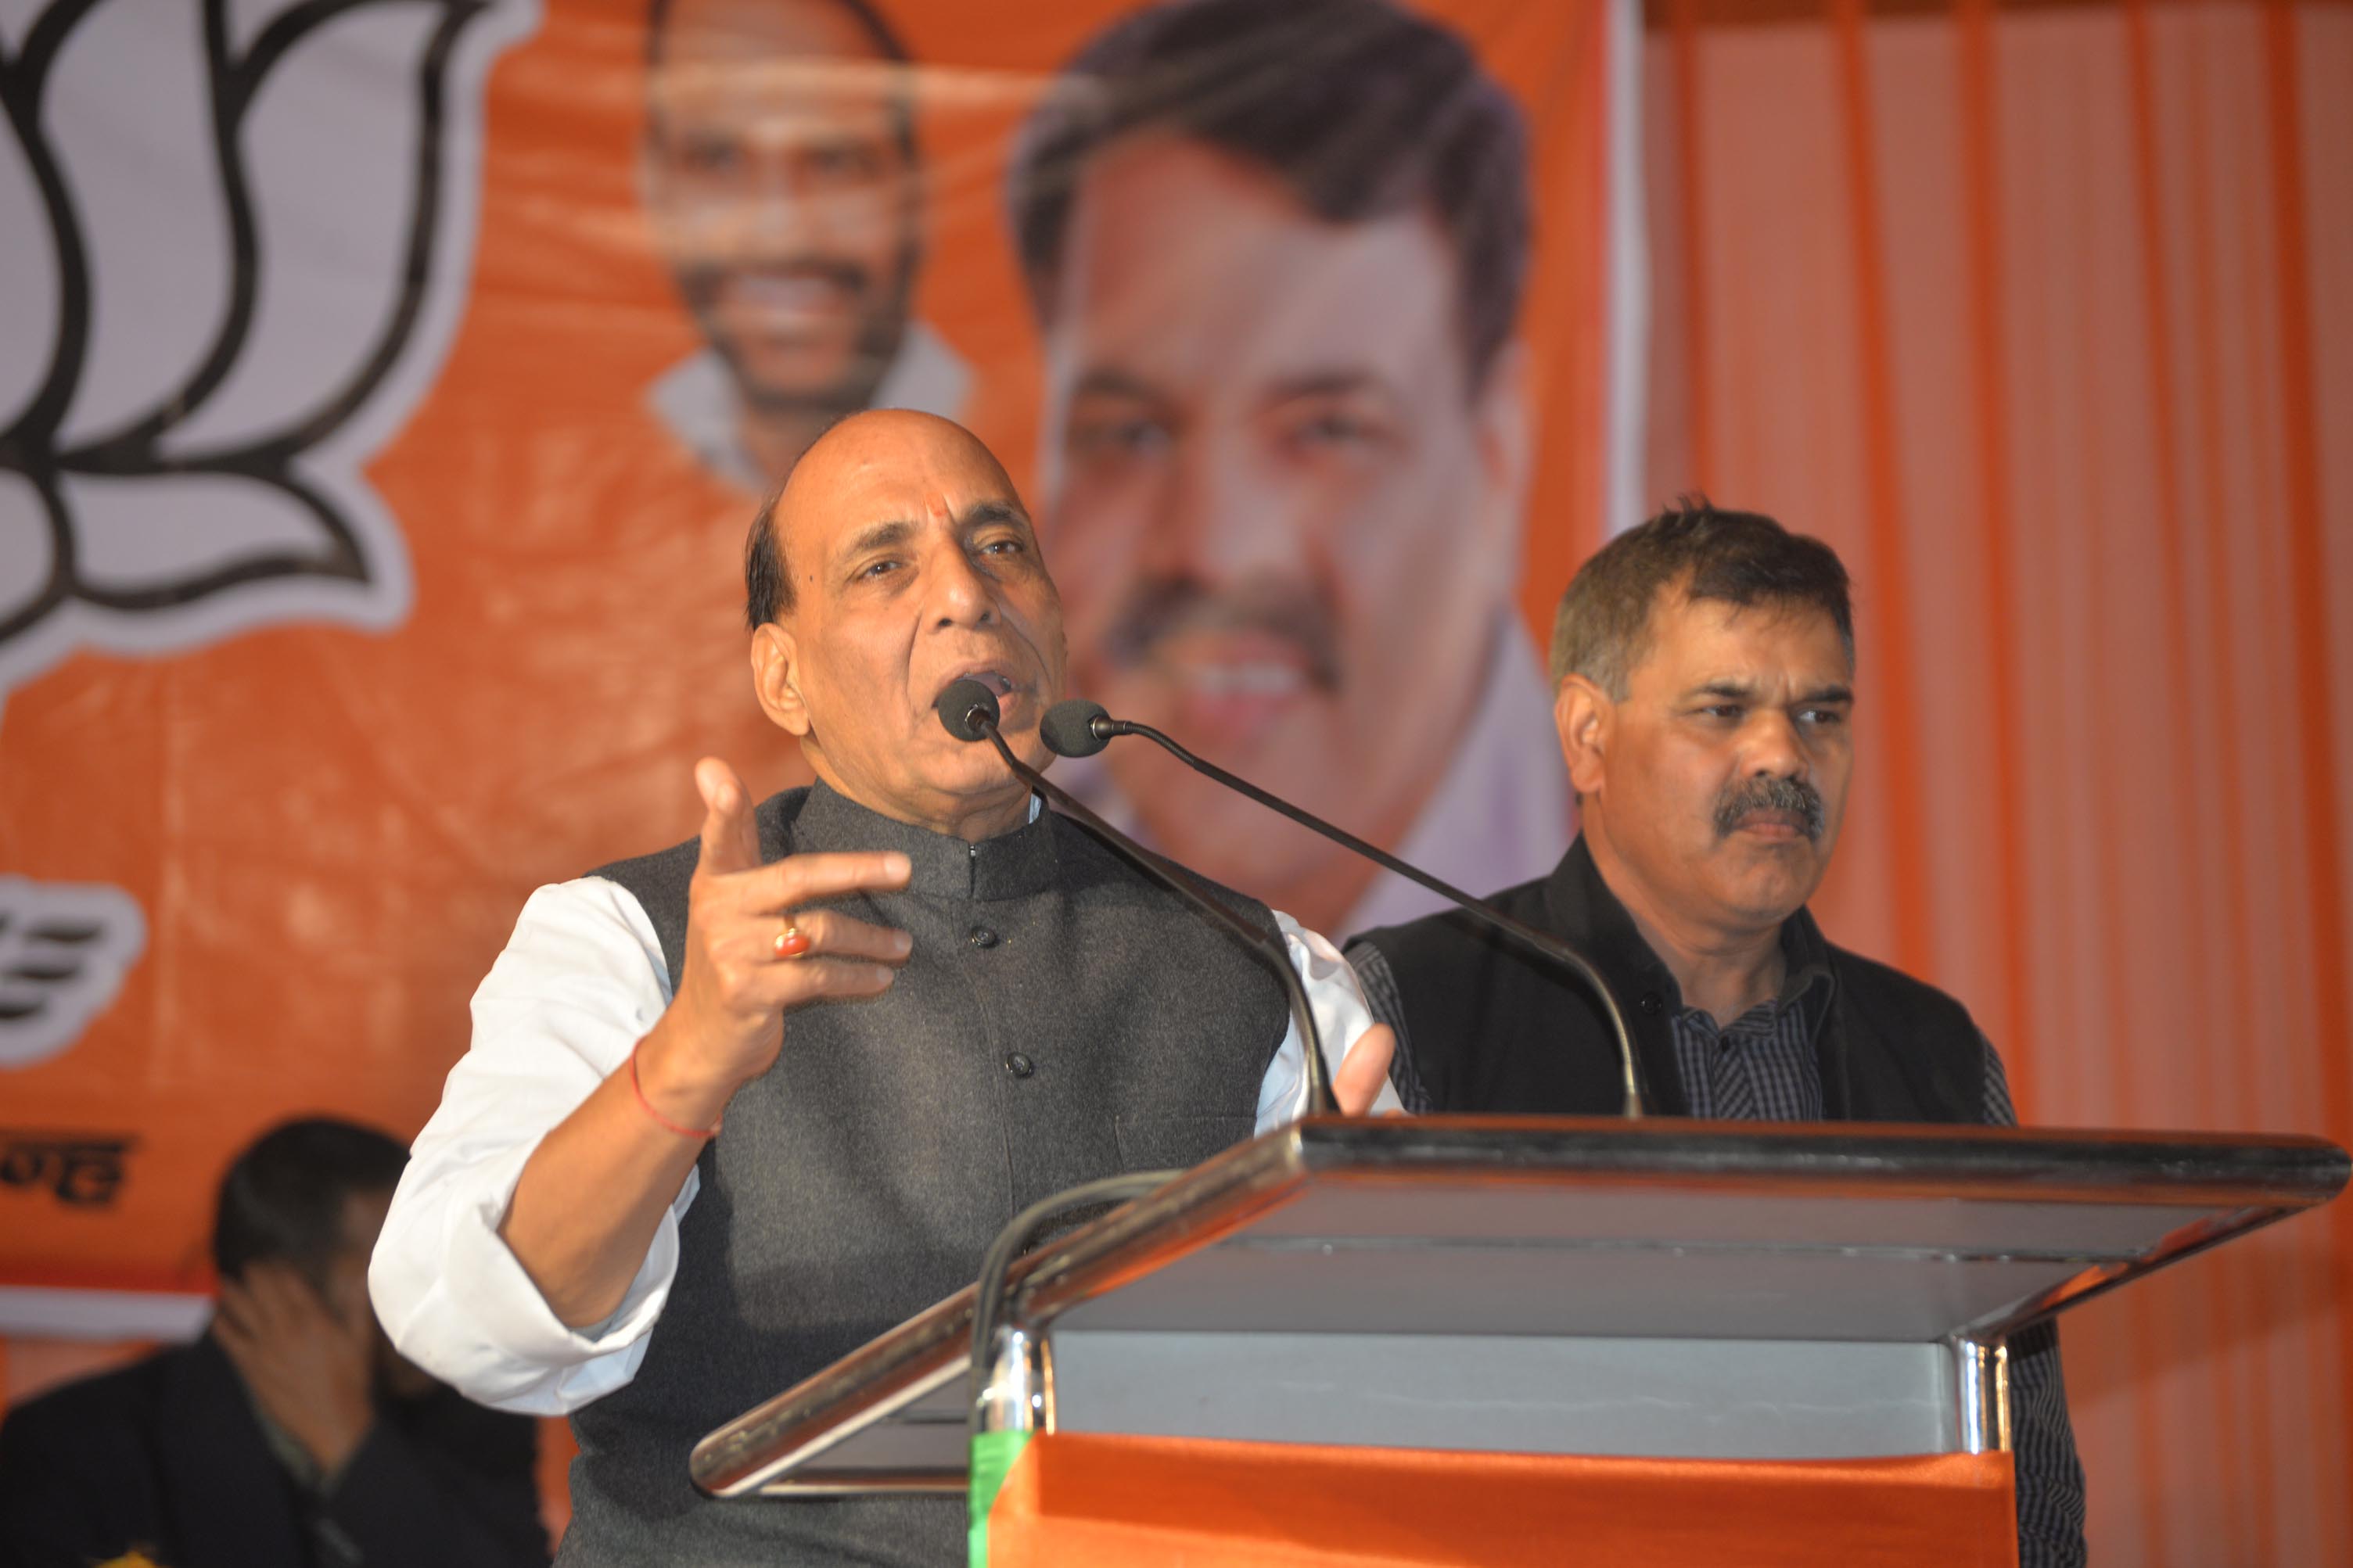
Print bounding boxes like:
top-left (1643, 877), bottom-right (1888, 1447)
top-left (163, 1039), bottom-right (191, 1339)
top-left (689, 1115), bottom-right (2348, 1496)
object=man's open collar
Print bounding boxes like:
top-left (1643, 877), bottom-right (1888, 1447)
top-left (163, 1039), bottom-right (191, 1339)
top-left (1546, 834), bottom-right (1838, 1027)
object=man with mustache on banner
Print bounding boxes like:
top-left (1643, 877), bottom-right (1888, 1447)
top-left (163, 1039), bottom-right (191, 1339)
top-left (641, 0), bottom-right (967, 490)
top-left (1345, 501), bottom-right (2089, 1567)
top-left (368, 410), bottom-right (1394, 1565)
top-left (1006, 0), bottom-right (1572, 941)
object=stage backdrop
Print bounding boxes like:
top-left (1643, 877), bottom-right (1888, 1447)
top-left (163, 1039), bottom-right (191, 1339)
top-left (0, 0), bottom-right (1629, 1284)
top-left (0, 0), bottom-right (1636, 1520)
top-left (5, 0), bottom-right (2351, 1563)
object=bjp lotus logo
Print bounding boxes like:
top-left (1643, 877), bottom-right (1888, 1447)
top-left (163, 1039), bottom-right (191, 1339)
top-left (0, 0), bottom-right (536, 699)
top-left (0, 876), bottom-right (145, 1068)
top-left (0, 0), bottom-right (534, 1069)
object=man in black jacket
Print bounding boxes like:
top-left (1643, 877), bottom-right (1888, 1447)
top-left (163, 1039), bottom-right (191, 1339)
top-left (0, 1118), bottom-right (548, 1568)
top-left (1347, 499), bottom-right (2088, 1567)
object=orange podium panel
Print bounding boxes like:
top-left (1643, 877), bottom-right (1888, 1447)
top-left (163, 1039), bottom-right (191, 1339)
top-left (983, 1432), bottom-right (2018, 1568)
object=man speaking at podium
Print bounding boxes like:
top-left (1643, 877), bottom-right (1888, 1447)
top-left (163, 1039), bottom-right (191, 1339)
top-left (369, 410), bottom-right (1392, 1565)
top-left (1347, 501), bottom-right (2087, 1566)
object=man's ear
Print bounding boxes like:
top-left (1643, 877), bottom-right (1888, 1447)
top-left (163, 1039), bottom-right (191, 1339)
top-left (752, 623), bottom-right (810, 737)
top-left (1554, 673), bottom-right (1612, 797)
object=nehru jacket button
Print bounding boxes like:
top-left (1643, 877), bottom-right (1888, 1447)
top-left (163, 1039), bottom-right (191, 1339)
top-left (1637, 992), bottom-right (1664, 1017)
top-left (968, 926), bottom-right (1000, 949)
top-left (1004, 1053), bottom-right (1035, 1078)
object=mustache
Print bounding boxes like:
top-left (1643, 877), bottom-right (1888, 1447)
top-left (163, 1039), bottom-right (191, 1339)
top-left (1713, 774), bottom-right (1826, 840)
top-left (1098, 579), bottom-right (1342, 692)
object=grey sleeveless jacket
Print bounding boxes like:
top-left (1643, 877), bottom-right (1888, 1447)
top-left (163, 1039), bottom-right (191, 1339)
top-left (559, 781), bottom-right (1289, 1566)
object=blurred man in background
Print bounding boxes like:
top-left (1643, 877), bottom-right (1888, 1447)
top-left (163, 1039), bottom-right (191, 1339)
top-left (642, 0), bottom-right (967, 489)
top-left (1006, 0), bottom-right (1569, 938)
top-left (0, 1118), bottom-right (547, 1568)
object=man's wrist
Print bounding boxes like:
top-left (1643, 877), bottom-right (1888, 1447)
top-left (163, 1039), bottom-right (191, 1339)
top-left (632, 1021), bottom-right (741, 1132)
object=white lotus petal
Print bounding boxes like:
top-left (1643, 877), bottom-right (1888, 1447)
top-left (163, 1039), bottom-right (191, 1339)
top-left (225, 0), bottom-right (298, 59)
top-left (61, 469), bottom-right (343, 594)
top-left (0, 469), bottom-right (57, 628)
top-left (163, 3), bottom-right (444, 455)
top-left (44, 0), bottom-right (232, 449)
top-left (0, 92), bottom-right (59, 432)
top-left (0, 1), bottom-right (44, 54)
top-left (0, 877), bottom-right (147, 1070)
top-left (0, 0), bottom-right (530, 702)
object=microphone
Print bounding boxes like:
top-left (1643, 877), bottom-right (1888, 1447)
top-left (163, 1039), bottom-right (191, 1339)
top-left (938, 684), bottom-right (997, 744)
top-left (1039, 698), bottom-right (1112, 759)
top-left (1041, 698), bottom-right (1644, 1118)
top-left (933, 680), bottom-right (1335, 1116)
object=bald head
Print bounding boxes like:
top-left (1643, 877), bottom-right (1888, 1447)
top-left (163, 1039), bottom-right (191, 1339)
top-left (746, 411), bottom-right (1019, 629)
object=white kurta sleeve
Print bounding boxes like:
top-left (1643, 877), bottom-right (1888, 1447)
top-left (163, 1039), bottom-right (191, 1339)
top-left (368, 877), bottom-right (699, 1416)
top-left (1254, 913), bottom-right (1406, 1131)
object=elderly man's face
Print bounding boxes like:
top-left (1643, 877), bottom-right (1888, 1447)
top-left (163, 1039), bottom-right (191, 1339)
top-left (1571, 591), bottom-right (1855, 937)
top-left (645, 0), bottom-right (917, 413)
top-left (1036, 137), bottom-right (1523, 895)
top-left (763, 414), bottom-right (1068, 834)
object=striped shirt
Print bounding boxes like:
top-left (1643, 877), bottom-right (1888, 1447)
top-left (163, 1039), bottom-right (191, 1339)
top-left (1353, 942), bottom-right (2089, 1568)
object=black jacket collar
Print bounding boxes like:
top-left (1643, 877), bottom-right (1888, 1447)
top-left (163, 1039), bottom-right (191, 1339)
top-left (783, 779), bottom-right (1061, 902)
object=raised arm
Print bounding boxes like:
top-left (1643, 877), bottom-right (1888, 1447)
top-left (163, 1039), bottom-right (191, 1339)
top-left (369, 761), bottom-right (911, 1408)
top-left (499, 760), bottom-right (912, 1327)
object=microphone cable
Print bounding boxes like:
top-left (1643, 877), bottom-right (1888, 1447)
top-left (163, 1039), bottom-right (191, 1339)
top-left (1041, 698), bottom-right (1644, 1118)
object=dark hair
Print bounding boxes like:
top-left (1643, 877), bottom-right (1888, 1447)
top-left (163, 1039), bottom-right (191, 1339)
top-left (1549, 498), bottom-right (1854, 697)
top-left (745, 483), bottom-right (791, 629)
top-left (647, 0), bottom-right (911, 67)
top-left (645, 0), bottom-right (918, 166)
top-left (211, 1118), bottom-right (409, 1289)
top-left (1005, 0), bottom-right (1531, 392)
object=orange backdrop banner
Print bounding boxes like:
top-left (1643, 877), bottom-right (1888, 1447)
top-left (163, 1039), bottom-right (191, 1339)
top-left (5, 1), bottom-right (2351, 1563)
top-left (980, 1432), bottom-right (2019, 1568)
top-left (0, 0), bottom-right (1623, 1298)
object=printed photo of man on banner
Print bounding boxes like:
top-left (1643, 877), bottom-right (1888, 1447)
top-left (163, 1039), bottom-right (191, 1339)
top-left (1006, 0), bottom-right (1575, 938)
top-left (639, 0), bottom-right (970, 492)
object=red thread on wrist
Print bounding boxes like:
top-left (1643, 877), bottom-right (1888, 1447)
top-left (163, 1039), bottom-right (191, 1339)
top-left (629, 1043), bottom-right (722, 1139)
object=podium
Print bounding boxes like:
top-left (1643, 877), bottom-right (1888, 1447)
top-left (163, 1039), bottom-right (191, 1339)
top-left (691, 1117), bottom-right (2348, 1564)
